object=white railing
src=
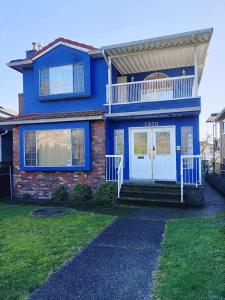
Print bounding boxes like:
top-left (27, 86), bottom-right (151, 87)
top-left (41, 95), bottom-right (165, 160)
top-left (107, 75), bottom-right (196, 104)
top-left (180, 155), bottom-right (202, 203)
top-left (105, 155), bottom-right (124, 198)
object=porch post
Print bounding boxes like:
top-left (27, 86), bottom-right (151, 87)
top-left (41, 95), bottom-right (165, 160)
top-left (108, 57), bottom-right (112, 114)
top-left (194, 47), bottom-right (198, 97)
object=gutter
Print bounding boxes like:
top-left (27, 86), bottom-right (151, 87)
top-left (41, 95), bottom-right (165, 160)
top-left (0, 115), bottom-right (104, 126)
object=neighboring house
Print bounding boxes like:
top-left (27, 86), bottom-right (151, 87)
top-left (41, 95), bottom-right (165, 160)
top-left (0, 28), bottom-right (212, 199)
top-left (0, 107), bottom-right (17, 162)
top-left (214, 108), bottom-right (225, 164)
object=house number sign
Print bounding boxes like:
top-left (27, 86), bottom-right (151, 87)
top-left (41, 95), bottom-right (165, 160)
top-left (144, 122), bottom-right (159, 127)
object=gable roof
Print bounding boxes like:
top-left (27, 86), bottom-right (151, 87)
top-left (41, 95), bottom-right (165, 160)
top-left (7, 38), bottom-right (98, 72)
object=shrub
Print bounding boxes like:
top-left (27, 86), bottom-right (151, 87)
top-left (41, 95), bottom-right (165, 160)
top-left (70, 183), bottom-right (92, 206)
top-left (51, 185), bottom-right (69, 202)
top-left (94, 182), bottom-right (117, 206)
top-left (21, 193), bottom-right (32, 201)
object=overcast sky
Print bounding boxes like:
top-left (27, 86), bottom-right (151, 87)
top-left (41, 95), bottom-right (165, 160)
top-left (0, 0), bottom-right (224, 139)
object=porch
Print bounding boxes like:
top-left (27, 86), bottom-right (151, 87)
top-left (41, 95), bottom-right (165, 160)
top-left (105, 154), bottom-right (203, 206)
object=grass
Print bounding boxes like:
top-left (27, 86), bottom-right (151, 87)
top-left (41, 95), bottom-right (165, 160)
top-left (0, 204), bottom-right (114, 300)
top-left (152, 214), bottom-right (225, 300)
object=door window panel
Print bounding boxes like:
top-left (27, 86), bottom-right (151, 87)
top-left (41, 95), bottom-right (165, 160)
top-left (134, 132), bottom-right (147, 155)
top-left (156, 132), bottom-right (170, 155)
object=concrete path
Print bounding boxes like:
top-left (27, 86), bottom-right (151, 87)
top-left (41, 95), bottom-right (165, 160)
top-left (30, 182), bottom-right (225, 300)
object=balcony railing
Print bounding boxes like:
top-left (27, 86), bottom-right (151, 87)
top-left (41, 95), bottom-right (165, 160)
top-left (107, 75), bottom-right (196, 104)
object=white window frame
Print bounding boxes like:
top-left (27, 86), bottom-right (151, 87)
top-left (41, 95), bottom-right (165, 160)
top-left (24, 128), bottom-right (85, 167)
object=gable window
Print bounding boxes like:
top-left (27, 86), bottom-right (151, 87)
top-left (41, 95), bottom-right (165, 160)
top-left (24, 128), bottom-right (85, 167)
top-left (40, 64), bottom-right (84, 96)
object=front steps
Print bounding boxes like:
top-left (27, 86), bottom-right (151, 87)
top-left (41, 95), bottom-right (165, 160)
top-left (119, 182), bottom-right (184, 207)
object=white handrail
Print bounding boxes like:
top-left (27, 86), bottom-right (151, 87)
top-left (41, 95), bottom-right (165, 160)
top-left (180, 155), bottom-right (202, 203)
top-left (107, 75), bottom-right (196, 104)
top-left (110, 75), bottom-right (195, 87)
top-left (105, 155), bottom-right (124, 198)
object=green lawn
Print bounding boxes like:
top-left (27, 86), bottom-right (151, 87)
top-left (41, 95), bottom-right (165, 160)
top-left (152, 214), bottom-right (225, 300)
top-left (0, 204), bottom-right (114, 300)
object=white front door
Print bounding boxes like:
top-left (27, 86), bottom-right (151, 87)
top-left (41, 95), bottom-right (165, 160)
top-left (130, 126), bottom-right (176, 181)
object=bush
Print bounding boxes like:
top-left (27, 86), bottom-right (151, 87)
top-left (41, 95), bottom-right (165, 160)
top-left (51, 185), bottom-right (69, 202)
top-left (70, 183), bottom-right (92, 206)
top-left (94, 182), bottom-right (117, 206)
top-left (21, 193), bottom-right (32, 201)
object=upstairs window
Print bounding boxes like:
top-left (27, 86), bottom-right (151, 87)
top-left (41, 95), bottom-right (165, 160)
top-left (40, 64), bottom-right (84, 96)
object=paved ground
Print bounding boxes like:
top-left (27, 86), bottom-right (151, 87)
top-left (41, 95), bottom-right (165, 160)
top-left (30, 182), bottom-right (225, 300)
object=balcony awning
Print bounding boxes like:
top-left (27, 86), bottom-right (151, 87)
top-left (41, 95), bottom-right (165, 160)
top-left (100, 28), bottom-right (213, 82)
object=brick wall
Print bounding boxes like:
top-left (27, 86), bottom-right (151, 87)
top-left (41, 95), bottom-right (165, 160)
top-left (13, 120), bottom-right (106, 199)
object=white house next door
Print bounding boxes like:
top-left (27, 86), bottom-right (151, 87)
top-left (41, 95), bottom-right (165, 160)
top-left (129, 126), bottom-right (176, 181)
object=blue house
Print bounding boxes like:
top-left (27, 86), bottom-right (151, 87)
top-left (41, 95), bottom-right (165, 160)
top-left (1, 29), bottom-right (212, 202)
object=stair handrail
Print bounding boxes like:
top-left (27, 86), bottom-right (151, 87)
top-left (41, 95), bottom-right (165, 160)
top-left (180, 154), bottom-right (202, 203)
top-left (105, 155), bottom-right (124, 198)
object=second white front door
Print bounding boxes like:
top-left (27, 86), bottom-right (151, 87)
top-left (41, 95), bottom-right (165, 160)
top-left (130, 127), bottom-right (176, 181)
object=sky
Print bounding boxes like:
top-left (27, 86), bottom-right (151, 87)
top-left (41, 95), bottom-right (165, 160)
top-left (0, 0), bottom-right (224, 140)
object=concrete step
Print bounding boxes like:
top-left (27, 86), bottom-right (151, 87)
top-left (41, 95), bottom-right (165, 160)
top-left (118, 196), bottom-right (184, 207)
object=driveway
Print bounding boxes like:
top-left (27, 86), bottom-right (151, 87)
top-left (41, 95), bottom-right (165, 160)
top-left (30, 182), bottom-right (225, 300)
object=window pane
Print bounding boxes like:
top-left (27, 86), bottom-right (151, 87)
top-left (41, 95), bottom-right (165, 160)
top-left (114, 129), bottom-right (124, 167)
top-left (156, 132), bottom-right (170, 155)
top-left (73, 64), bottom-right (84, 93)
top-left (40, 68), bottom-right (50, 96)
top-left (49, 65), bottom-right (73, 95)
top-left (181, 127), bottom-right (193, 155)
top-left (71, 129), bottom-right (85, 166)
top-left (37, 130), bottom-right (71, 166)
top-left (25, 131), bottom-right (36, 166)
top-left (114, 130), bottom-right (124, 156)
top-left (181, 126), bottom-right (193, 169)
top-left (134, 132), bottom-right (147, 155)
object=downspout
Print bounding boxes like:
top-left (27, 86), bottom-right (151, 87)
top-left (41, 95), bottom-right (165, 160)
top-left (102, 49), bottom-right (112, 114)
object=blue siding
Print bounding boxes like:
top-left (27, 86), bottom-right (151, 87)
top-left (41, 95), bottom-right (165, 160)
top-left (23, 45), bottom-right (108, 114)
top-left (116, 66), bottom-right (194, 84)
top-left (106, 116), bottom-right (200, 182)
top-left (20, 121), bottom-right (91, 171)
top-left (105, 97), bottom-right (201, 114)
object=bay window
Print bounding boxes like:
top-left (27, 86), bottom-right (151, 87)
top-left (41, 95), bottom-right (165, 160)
top-left (24, 128), bottom-right (85, 167)
top-left (40, 64), bottom-right (84, 96)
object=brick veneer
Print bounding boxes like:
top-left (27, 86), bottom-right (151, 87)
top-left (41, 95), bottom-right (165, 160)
top-left (13, 120), bottom-right (106, 199)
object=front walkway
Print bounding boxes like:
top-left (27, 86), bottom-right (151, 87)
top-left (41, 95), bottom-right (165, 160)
top-left (30, 182), bottom-right (225, 300)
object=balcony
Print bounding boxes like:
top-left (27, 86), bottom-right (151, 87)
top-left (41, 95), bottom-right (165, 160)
top-left (107, 75), bottom-right (196, 105)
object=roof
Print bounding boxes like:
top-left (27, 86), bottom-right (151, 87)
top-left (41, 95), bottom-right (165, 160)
top-left (0, 110), bottom-right (104, 126)
top-left (0, 107), bottom-right (17, 120)
top-left (8, 28), bottom-right (213, 78)
top-left (100, 28), bottom-right (213, 78)
top-left (8, 38), bottom-right (98, 72)
top-left (206, 113), bottom-right (219, 123)
top-left (214, 108), bottom-right (225, 122)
